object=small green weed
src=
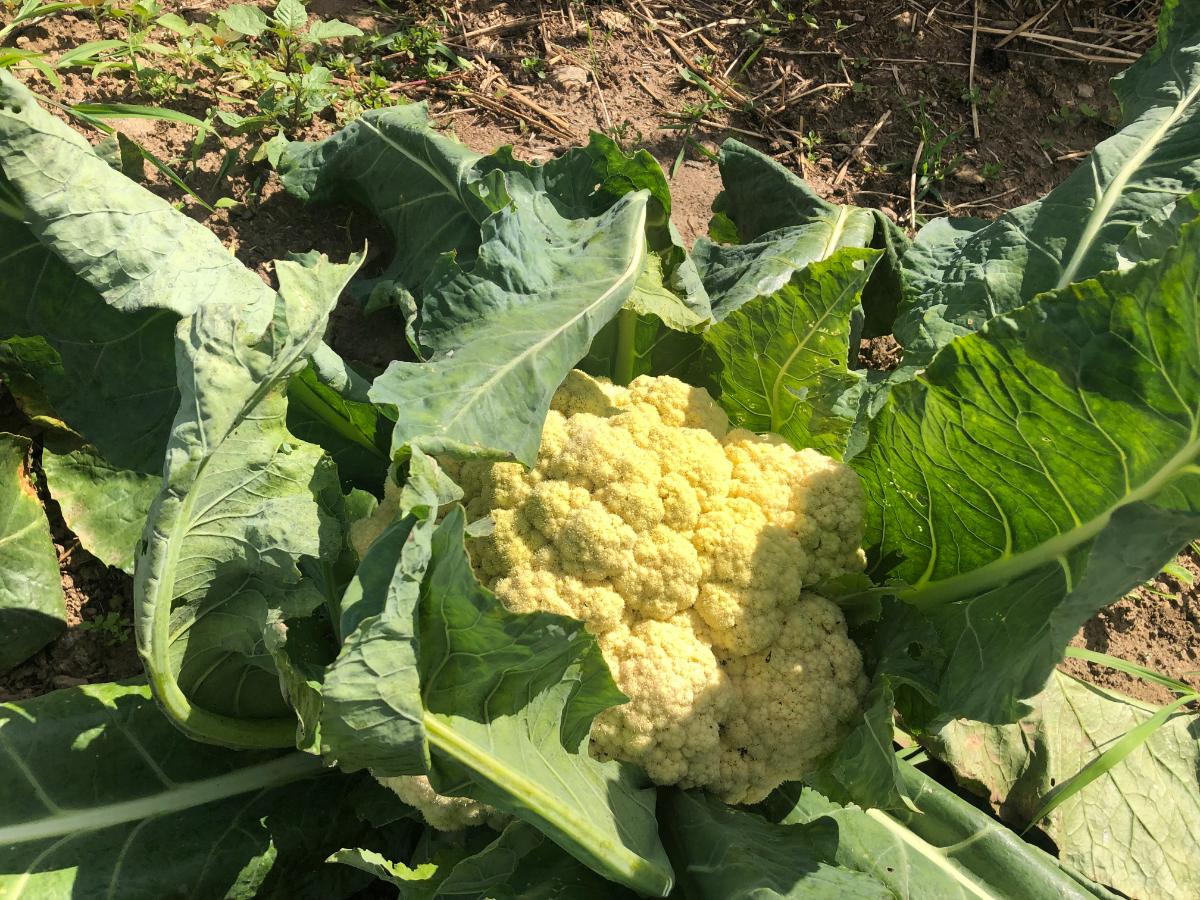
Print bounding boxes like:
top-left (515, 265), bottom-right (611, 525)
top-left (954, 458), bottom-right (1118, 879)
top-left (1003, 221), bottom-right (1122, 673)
top-left (78, 611), bottom-right (133, 646)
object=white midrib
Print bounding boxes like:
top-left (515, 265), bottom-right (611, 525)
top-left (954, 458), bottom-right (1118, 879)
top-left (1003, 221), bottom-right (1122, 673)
top-left (765, 205), bottom-right (862, 430)
top-left (864, 810), bottom-right (998, 900)
top-left (423, 714), bottom-right (668, 895)
top-left (1056, 78), bottom-right (1200, 290)
top-left (768, 275), bottom-right (862, 432)
top-left (0, 753), bottom-right (323, 845)
top-left (820, 205), bottom-right (853, 261)
top-left (906, 427), bottom-right (1200, 608)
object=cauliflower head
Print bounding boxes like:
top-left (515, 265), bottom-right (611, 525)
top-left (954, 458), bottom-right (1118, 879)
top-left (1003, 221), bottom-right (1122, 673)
top-left (456, 371), bottom-right (869, 805)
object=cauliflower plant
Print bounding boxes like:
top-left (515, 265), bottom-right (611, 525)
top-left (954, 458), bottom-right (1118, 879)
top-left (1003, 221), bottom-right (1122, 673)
top-left (446, 371), bottom-right (870, 806)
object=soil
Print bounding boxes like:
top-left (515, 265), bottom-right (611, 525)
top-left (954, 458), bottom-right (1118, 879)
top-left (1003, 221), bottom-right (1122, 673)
top-left (1, 0), bottom-right (1188, 709)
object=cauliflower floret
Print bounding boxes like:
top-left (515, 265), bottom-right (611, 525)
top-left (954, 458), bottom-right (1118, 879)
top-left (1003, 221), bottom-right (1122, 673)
top-left (625, 373), bottom-right (730, 436)
top-left (591, 613), bottom-right (732, 789)
top-left (377, 775), bottom-right (510, 831)
top-left (717, 595), bottom-right (869, 804)
top-left (452, 370), bottom-right (869, 803)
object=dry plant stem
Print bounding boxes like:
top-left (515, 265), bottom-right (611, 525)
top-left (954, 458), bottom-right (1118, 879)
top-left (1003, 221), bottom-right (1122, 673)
top-left (995, 2), bottom-right (1059, 49)
top-left (969, 0), bottom-right (980, 140)
top-left (909, 138), bottom-right (924, 230)
top-left (834, 110), bottom-right (891, 187)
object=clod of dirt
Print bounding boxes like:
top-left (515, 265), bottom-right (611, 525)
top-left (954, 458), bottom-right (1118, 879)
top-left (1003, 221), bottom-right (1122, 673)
top-left (550, 65), bottom-right (590, 93)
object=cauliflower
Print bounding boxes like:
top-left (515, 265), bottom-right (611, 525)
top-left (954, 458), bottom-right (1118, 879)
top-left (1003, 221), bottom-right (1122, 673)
top-left (454, 371), bottom-right (870, 805)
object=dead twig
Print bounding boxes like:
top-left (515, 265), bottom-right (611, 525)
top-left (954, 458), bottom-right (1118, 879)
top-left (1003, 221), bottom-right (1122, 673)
top-left (968, 0), bottom-right (980, 140)
top-left (909, 138), bottom-right (924, 230)
top-left (834, 110), bottom-right (891, 187)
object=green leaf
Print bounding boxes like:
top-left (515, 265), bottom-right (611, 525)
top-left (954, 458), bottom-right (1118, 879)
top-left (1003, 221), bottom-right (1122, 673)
top-left (221, 2), bottom-right (269, 36)
top-left (417, 509), bottom-right (672, 895)
top-left (369, 192), bottom-right (647, 465)
top-left (929, 671), bottom-right (1200, 900)
top-left (321, 510), bottom-right (430, 774)
top-left (305, 19), bottom-right (363, 42)
top-left (273, 0), bottom-right (308, 33)
top-left (1117, 187), bottom-right (1200, 266)
top-left (0, 431), bottom-right (64, 671)
top-left (41, 440), bottom-right (158, 573)
top-left (662, 787), bottom-right (897, 900)
top-left (287, 363), bottom-right (389, 492)
top-left (134, 257), bottom-right (345, 750)
top-left (70, 101), bottom-right (209, 133)
top-left (278, 104), bottom-right (494, 305)
top-left (763, 760), bottom-right (1107, 900)
top-left (853, 220), bottom-right (1200, 722)
top-left (703, 247), bottom-right (880, 458)
top-left (814, 601), bottom-right (942, 810)
top-left (693, 140), bottom-right (876, 321)
top-left (895, 4), bottom-right (1200, 363)
top-left (660, 789), bottom-right (892, 899)
top-left (325, 506), bottom-right (672, 894)
top-left (480, 133), bottom-right (712, 329)
top-left (0, 681), bottom-right (399, 899)
top-left (0, 211), bottom-right (178, 473)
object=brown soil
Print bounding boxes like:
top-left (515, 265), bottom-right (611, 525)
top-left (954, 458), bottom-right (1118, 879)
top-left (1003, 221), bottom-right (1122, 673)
top-left (1, 0), bottom-right (1186, 711)
top-left (1063, 551), bottom-right (1200, 706)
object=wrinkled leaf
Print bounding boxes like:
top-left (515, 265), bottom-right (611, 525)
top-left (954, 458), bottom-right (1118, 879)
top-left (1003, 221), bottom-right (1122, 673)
top-left (41, 440), bottom-right (157, 574)
top-left (854, 220), bottom-right (1200, 722)
top-left (135, 257), bottom-right (345, 750)
top-left (930, 672), bottom-right (1200, 900)
top-left (703, 247), bottom-right (879, 458)
top-left (418, 509), bottom-right (672, 895)
top-left (693, 140), bottom-right (876, 321)
top-left (370, 193), bottom-right (647, 465)
top-left (660, 789), bottom-right (891, 899)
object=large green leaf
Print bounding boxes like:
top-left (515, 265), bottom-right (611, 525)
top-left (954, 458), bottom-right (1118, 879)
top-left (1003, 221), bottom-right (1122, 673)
top-left (324, 506), bottom-right (672, 895)
top-left (40, 440), bottom-right (157, 574)
top-left (0, 71), bottom-right (368, 481)
top-left (659, 789), bottom-right (892, 899)
top-left (0, 431), bottom-right (64, 671)
top-left (0, 72), bottom-right (269, 319)
top-left (0, 209), bottom-right (179, 474)
top-left (763, 761), bottom-right (1108, 900)
top-left (703, 247), bottom-right (879, 458)
top-left (134, 256), bottom-right (345, 750)
top-left (278, 103), bottom-right (495, 304)
top-left (419, 509), bottom-right (670, 895)
top-left (0, 681), bottom-right (410, 899)
top-left (693, 140), bottom-right (877, 321)
top-left (895, 2), bottom-right (1200, 363)
top-left (929, 671), bottom-right (1200, 900)
top-left (369, 192), bottom-right (647, 465)
top-left (853, 220), bottom-right (1200, 721)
